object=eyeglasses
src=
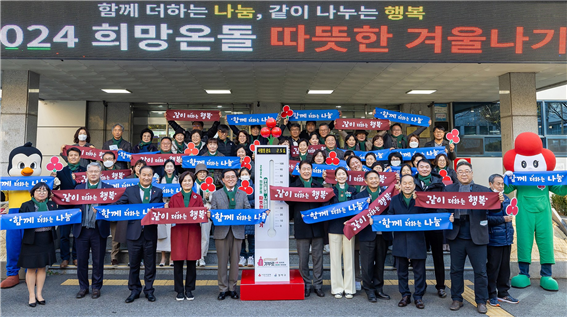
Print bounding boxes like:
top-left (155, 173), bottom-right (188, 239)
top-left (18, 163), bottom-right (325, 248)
top-left (36, 188), bottom-right (48, 193)
top-left (224, 175), bottom-right (237, 179)
top-left (457, 170), bottom-right (472, 175)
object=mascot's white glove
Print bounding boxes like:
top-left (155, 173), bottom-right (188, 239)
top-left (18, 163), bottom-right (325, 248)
top-left (504, 170), bottom-right (514, 178)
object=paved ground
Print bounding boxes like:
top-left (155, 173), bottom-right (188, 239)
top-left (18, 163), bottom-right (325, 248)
top-left (0, 271), bottom-right (565, 316)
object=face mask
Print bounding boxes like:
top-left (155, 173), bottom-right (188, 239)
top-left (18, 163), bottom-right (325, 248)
top-left (391, 160), bottom-right (401, 167)
top-left (492, 188), bottom-right (502, 193)
top-left (78, 134), bottom-right (87, 141)
top-left (409, 142), bottom-right (418, 148)
top-left (240, 175), bottom-right (250, 181)
top-left (103, 160), bottom-right (114, 168)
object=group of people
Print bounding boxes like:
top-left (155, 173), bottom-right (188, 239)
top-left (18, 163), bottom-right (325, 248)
top-left (3, 111), bottom-right (520, 314)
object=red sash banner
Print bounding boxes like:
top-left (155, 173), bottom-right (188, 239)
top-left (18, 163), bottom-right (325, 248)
top-left (325, 171), bottom-right (397, 187)
top-left (141, 207), bottom-right (209, 226)
top-left (343, 186), bottom-right (398, 240)
top-left (63, 145), bottom-right (117, 161)
top-left (270, 186), bottom-right (335, 202)
top-left (74, 169), bottom-right (132, 184)
top-left (166, 110), bottom-right (220, 122)
top-left (289, 160), bottom-right (300, 173)
top-left (52, 188), bottom-right (126, 205)
top-left (290, 145), bottom-right (326, 156)
top-left (130, 154), bottom-right (184, 166)
top-left (414, 192), bottom-right (501, 210)
top-left (335, 119), bottom-right (390, 131)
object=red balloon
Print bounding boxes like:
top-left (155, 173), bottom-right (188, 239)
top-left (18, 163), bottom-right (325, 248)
top-left (271, 127), bottom-right (282, 138)
top-left (266, 117), bottom-right (277, 129)
top-left (260, 127), bottom-right (271, 138)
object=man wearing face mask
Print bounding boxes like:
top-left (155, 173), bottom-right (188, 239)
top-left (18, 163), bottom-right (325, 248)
top-left (102, 152), bottom-right (118, 171)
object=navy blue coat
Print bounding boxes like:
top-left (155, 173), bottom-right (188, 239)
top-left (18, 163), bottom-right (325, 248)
top-left (114, 185), bottom-right (163, 241)
top-left (326, 185), bottom-right (358, 234)
top-left (56, 165), bottom-right (87, 190)
top-left (72, 181), bottom-right (114, 239)
top-left (288, 178), bottom-right (325, 239)
top-left (387, 194), bottom-right (427, 259)
top-left (487, 195), bottom-right (514, 247)
top-left (354, 188), bottom-right (392, 242)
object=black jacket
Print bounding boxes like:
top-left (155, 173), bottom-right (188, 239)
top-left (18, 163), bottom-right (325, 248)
top-left (413, 173), bottom-right (446, 213)
top-left (113, 185), bottom-right (163, 241)
top-left (354, 188), bottom-right (392, 242)
top-left (168, 119), bottom-right (218, 145)
top-left (288, 178), bottom-right (325, 239)
top-left (72, 182), bottom-right (114, 239)
top-left (424, 139), bottom-right (457, 161)
top-left (132, 143), bottom-right (159, 153)
top-left (326, 185), bottom-right (358, 234)
top-left (56, 165), bottom-right (87, 190)
top-left (20, 200), bottom-right (58, 245)
top-left (433, 166), bottom-right (459, 184)
top-left (444, 183), bottom-right (494, 245)
top-left (102, 138), bottom-right (132, 170)
top-left (383, 125), bottom-right (427, 149)
top-left (387, 194), bottom-right (427, 259)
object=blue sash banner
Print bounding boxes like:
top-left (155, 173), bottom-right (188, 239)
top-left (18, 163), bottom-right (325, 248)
top-left (371, 213), bottom-right (453, 232)
top-left (353, 149), bottom-right (390, 161)
top-left (102, 178), bottom-right (141, 188)
top-left (374, 108), bottom-right (430, 127)
top-left (504, 171), bottom-right (567, 186)
top-left (96, 203), bottom-right (165, 221)
top-left (117, 150), bottom-right (159, 162)
top-left (182, 156), bottom-right (241, 169)
top-left (153, 183), bottom-right (182, 197)
top-left (289, 110), bottom-right (340, 122)
top-left (388, 166), bottom-right (418, 174)
top-left (391, 147), bottom-right (447, 161)
top-left (291, 161), bottom-right (348, 177)
top-left (227, 113), bottom-right (278, 125)
top-left (210, 209), bottom-right (269, 226)
top-left (0, 208), bottom-right (81, 230)
top-left (301, 197), bottom-right (369, 224)
top-left (0, 176), bottom-right (55, 190)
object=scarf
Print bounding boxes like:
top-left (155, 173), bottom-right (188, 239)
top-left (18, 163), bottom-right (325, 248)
top-left (336, 183), bottom-right (348, 202)
top-left (208, 151), bottom-right (217, 156)
top-left (112, 137), bottom-right (122, 146)
top-left (67, 162), bottom-right (81, 172)
top-left (345, 145), bottom-right (357, 151)
top-left (393, 134), bottom-right (405, 148)
top-left (326, 146), bottom-right (336, 152)
top-left (299, 152), bottom-right (308, 161)
top-left (367, 187), bottom-right (380, 202)
top-left (223, 186), bottom-right (236, 209)
top-left (456, 182), bottom-right (473, 218)
top-left (164, 174), bottom-right (175, 184)
top-left (160, 150), bottom-right (172, 154)
top-left (372, 146), bottom-right (384, 151)
top-left (31, 197), bottom-right (48, 211)
top-left (138, 141), bottom-right (152, 152)
top-left (418, 174), bottom-right (432, 187)
top-left (358, 141), bottom-right (366, 151)
top-left (182, 190), bottom-right (193, 207)
top-left (403, 194), bottom-right (412, 207)
top-left (174, 140), bottom-right (186, 152)
top-left (139, 184), bottom-right (152, 204)
top-left (300, 177), bottom-right (312, 188)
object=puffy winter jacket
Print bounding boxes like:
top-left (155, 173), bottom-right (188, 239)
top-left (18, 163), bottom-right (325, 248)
top-left (487, 195), bottom-right (514, 247)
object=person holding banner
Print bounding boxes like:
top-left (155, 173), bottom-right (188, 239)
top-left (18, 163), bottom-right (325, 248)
top-left (424, 125), bottom-right (457, 161)
top-left (250, 125), bottom-right (268, 145)
top-left (353, 170), bottom-right (391, 303)
top-left (165, 111), bottom-right (220, 145)
top-left (294, 139), bottom-right (312, 162)
top-left (102, 152), bottom-right (118, 171)
top-left (342, 133), bottom-right (359, 151)
top-left (386, 174), bottom-right (427, 309)
top-left (172, 129), bottom-right (187, 154)
top-left (157, 159), bottom-right (179, 267)
top-left (194, 163), bottom-right (213, 267)
top-left (115, 166), bottom-right (163, 303)
top-left (231, 130), bottom-right (251, 154)
top-left (17, 182), bottom-right (58, 307)
top-left (237, 168), bottom-right (256, 267)
top-left (189, 130), bottom-right (205, 152)
top-left (133, 128), bottom-right (159, 153)
top-left (168, 171), bottom-right (203, 301)
top-left (383, 123), bottom-right (428, 150)
top-left (102, 123), bottom-right (132, 170)
top-left (324, 135), bottom-right (345, 160)
top-left (327, 167), bottom-right (358, 299)
top-left (289, 161), bottom-right (326, 298)
top-left (318, 123), bottom-right (333, 144)
top-left (201, 138), bottom-right (225, 188)
top-left (127, 160), bottom-right (147, 180)
top-left (433, 153), bottom-right (458, 184)
top-left (210, 169), bottom-right (251, 300)
top-left (298, 121), bottom-right (317, 140)
top-left (213, 125), bottom-right (234, 157)
top-left (371, 135), bottom-right (386, 151)
top-left (59, 127), bottom-right (95, 169)
top-left (411, 153), bottom-right (426, 168)
top-left (310, 150), bottom-right (328, 186)
top-left (413, 160), bottom-right (448, 299)
top-left (408, 134), bottom-right (421, 149)
top-left (73, 162), bottom-right (113, 300)
top-left (384, 152), bottom-right (403, 172)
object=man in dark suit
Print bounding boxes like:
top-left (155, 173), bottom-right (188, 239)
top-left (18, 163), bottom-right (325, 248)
top-left (423, 125), bottom-right (457, 161)
top-left (445, 161), bottom-right (500, 314)
top-left (354, 170), bottom-right (391, 303)
top-left (51, 147), bottom-right (86, 268)
top-left (114, 166), bottom-right (163, 303)
top-left (74, 162), bottom-right (113, 299)
top-left (210, 169), bottom-right (251, 300)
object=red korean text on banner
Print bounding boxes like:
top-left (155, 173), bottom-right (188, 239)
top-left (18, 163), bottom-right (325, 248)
top-left (74, 169), bottom-right (132, 184)
top-left (414, 192), bottom-right (501, 210)
top-left (130, 154), bottom-right (183, 166)
top-left (165, 110), bottom-right (220, 122)
top-left (325, 171), bottom-right (397, 187)
top-left (335, 119), bottom-right (390, 131)
top-left (52, 188), bottom-right (126, 205)
top-left (141, 207), bottom-right (209, 226)
top-left (270, 186), bottom-right (335, 202)
top-left (64, 145), bottom-right (117, 162)
top-left (343, 185), bottom-right (398, 240)
top-left (291, 145), bottom-right (326, 156)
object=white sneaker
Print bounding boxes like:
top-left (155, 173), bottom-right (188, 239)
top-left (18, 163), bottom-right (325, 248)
top-left (334, 293), bottom-right (343, 299)
top-left (345, 293), bottom-right (354, 299)
top-left (247, 256), bottom-right (254, 267)
top-left (199, 258), bottom-right (206, 267)
top-left (239, 256), bottom-right (246, 267)
top-left (324, 244), bottom-right (330, 253)
top-left (355, 281), bottom-right (361, 291)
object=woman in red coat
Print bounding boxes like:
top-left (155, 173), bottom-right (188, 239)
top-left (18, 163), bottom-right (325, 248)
top-left (169, 171), bottom-right (204, 301)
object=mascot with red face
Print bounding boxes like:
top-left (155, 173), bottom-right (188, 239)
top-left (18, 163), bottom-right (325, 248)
top-left (503, 132), bottom-right (567, 291)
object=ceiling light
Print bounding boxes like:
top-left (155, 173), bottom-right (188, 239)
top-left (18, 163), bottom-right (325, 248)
top-left (336, 105), bottom-right (342, 108)
top-left (307, 90), bottom-right (334, 94)
top-left (217, 105), bottom-right (223, 108)
top-left (206, 90), bottom-right (231, 94)
top-left (102, 89), bottom-right (131, 94)
top-left (406, 90), bottom-right (436, 95)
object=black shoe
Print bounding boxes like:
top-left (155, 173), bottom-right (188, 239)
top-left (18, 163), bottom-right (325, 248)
top-left (229, 291), bottom-right (239, 299)
top-left (176, 292), bottom-right (185, 301)
top-left (185, 291), bottom-right (194, 301)
top-left (415, 299), bottom-right (425, 309)
top-left (398, 295), bottom-right (411, 307)
top-left (36, 298), bottom-right (46, 305)
top-left (125, 292), bottom-right (140, 303)
top-left (438, 289), bottom-right (447, 298)
top-left (367, 292), bottom-right (378, 303)
top-left (146, 293), bottom-right (156, 302)
top-left (76, 289), bottom-right (89, 299)
top-left (218, 292), bottom-right (226, 300)
top-left (28, 301), bottom-right (37, 307)
top-left (304, 289), bottom-right (311, 297)
top-left (376, 291), bottom-right (391, 300)
top-left (92, 289), bottom-right (101, 299)
top-left (314, 289), bottom-right (325, 297)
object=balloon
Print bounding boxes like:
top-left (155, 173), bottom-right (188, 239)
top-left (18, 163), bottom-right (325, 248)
top-left (266, 117), bottom-right (277, 129)
top-left (260, 127), bottom-right (271, 138)
top-left (271, 127), bottom-right (282, 138)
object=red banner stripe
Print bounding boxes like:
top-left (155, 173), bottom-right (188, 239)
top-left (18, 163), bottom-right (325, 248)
top-left (63, 145), bottom-right (117, 162)
top-left (141, 207), bottom-right (209, 225)
top-left (325, 171), bottom-right (397, 187)
top-left (74, 169), bottom-right (131, 184)
top-left (335, 118), bottom-right (390, 130)
top-left (52, 188), bottom-right (126, 205)
top-left (270, 186), bottom-right (335, 202)
top-left (130, 154), bottom-right (184, 166)
top-left (165, 110), bottom-right (220, 122)
top-left (415, 192), bottom-right (501, 210)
